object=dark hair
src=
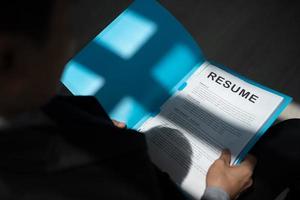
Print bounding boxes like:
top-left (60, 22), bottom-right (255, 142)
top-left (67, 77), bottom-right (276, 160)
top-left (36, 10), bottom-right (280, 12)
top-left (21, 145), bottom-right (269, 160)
top-left (0, 1), bottom-right (54, 40)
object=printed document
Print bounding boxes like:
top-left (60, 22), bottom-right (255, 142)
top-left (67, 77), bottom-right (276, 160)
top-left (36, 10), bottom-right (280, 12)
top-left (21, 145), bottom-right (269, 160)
top-left (138, 62), bottom-right (284, 199)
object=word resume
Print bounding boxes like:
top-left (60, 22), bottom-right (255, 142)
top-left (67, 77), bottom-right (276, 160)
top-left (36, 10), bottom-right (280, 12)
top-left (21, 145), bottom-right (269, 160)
top-left (138, 62), bottom-right (286, 199)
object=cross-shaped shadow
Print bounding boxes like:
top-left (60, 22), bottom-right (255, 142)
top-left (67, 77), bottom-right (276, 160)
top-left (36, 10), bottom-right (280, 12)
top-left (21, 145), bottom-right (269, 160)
top-left (68, 0), bottom-right (205, 127)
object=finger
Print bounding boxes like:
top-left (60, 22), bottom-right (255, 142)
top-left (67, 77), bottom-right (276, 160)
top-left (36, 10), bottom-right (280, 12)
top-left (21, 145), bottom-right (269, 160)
top-left (219, 149), bottom-right (231, 165)
top-left (112, 120), bottom-right (126, 129)
top-left (240, 154), bottom-right (257, 171)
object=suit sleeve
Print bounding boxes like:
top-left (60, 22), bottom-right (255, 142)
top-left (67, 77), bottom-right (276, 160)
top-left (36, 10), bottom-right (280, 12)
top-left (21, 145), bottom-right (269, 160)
top-left (201, 187), bottom-right (230, 200)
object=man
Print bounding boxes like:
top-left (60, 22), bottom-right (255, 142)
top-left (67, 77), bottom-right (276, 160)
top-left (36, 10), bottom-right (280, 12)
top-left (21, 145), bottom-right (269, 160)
top-left (0, 1), bottom-right (298, 200)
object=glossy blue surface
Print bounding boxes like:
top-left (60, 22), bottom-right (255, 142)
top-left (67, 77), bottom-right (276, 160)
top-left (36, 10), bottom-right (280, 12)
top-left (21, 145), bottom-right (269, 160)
top-left (62, 0), bottom-right (204, 128)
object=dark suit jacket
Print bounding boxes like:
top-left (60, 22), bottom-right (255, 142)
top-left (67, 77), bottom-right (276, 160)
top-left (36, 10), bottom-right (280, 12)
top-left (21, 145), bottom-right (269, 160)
top-left (0, 96), bottom-right (186, 200)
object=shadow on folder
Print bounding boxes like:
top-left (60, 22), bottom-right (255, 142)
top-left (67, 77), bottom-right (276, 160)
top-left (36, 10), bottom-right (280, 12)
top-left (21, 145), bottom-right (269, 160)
top-left (62, 0), bottom-right (204, 127)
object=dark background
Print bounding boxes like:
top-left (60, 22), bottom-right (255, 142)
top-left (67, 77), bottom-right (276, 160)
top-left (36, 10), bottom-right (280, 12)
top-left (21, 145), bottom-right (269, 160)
top-left (70, 0), bottom-right (300, 105)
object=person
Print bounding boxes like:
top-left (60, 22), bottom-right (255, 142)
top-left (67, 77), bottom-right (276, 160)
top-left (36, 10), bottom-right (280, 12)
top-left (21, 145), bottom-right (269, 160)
top-left (0, 1), bottom-right (298, 200)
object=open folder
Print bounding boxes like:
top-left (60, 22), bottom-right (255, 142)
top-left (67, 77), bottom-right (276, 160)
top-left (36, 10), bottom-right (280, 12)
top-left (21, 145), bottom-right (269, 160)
top-left (61, 0), bottom-right (292, 198)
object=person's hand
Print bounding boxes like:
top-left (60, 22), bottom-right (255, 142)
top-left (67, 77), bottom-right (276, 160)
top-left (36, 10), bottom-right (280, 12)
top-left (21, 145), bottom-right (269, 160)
top-left (206, 150), bottom-right (257, 199)
top-left (112, 120), bottom-right (126, 129)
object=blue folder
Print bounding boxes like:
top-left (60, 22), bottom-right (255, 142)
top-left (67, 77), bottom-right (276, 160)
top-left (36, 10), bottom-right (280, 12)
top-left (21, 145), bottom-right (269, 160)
top-left (62, 0), bottom-right (292, 163)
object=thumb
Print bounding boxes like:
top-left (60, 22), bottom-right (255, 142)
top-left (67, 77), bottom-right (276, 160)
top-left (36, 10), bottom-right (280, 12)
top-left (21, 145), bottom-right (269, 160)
top-left (219, 149), bottom-right (231, 165)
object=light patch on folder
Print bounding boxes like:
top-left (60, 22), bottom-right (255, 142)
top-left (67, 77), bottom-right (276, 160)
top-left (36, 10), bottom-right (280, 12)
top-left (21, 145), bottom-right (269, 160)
top-left (152, 44), bottom-right (196, 91)
top-left (95, 10), bottom-right (157, 59)
top-left (62, 61), bottom-right (105, 95)
top-left (110, 96), bottom-right (148, 128)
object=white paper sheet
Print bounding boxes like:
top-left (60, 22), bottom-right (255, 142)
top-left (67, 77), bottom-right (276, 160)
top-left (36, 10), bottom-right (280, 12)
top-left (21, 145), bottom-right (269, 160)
top-left (138, 62), bottom-right (283, 199)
